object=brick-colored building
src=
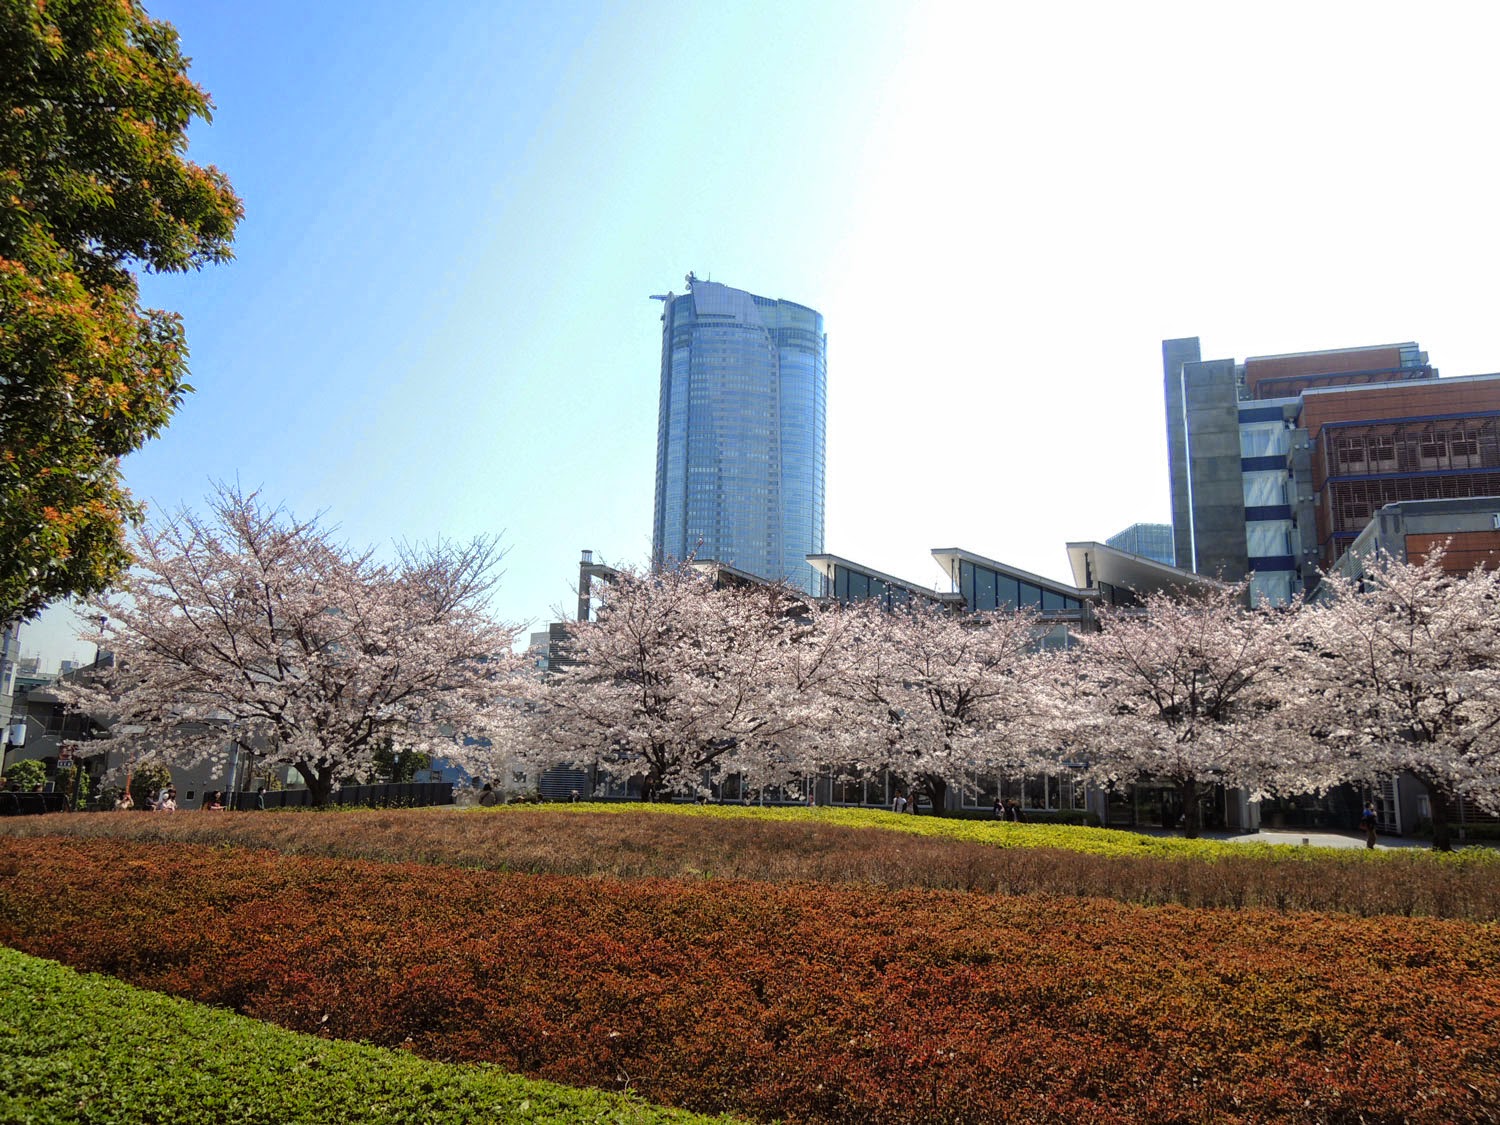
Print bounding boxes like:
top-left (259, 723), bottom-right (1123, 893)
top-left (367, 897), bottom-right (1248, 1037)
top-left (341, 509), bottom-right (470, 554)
top-left (1166, 337), bottom-right (1500, 598)
top-left (1300, 375), bottom-right (1500, 567)
top-left (1334, 497), bottom-right (1500, 579)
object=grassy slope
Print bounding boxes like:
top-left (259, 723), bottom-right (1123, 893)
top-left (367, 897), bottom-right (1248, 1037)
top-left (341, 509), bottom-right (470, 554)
top-left (0, 947), bottom-right (742, 1125)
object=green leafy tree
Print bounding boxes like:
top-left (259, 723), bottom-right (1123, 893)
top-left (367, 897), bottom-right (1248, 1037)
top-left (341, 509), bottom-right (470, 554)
top-left (3, 756), bottom-right (47, 790)
top-left (0, 0), bottom-right (242, 623)
top-left (127, 761), bottom-right (171, 808)
top-left (371, 742), bottom-right (433, 784)
top-left (63, 760), bottom-right (91, 808)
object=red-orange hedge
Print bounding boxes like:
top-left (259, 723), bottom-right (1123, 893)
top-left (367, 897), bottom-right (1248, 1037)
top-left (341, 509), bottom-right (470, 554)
top-left (2, 837), bottom-right (1496, 1124)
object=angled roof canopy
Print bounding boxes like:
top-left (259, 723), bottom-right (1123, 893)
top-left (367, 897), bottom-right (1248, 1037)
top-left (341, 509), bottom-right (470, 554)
top-left (930, 547), bottom-right (1089, 600)
top-left (806, 553), bottom-right (962, 605)
top-left (1065, 541), bottom-right (1224, 599)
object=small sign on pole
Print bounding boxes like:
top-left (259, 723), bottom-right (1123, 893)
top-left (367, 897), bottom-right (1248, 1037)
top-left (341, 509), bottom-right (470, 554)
top-left (56, 745), bottom-right (74, 766)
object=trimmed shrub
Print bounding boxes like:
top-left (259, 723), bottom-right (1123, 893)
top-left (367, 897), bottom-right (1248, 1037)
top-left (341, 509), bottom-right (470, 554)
top-left (128, 764), bottom-right (174, 810)
top-left (3, 758), bottom-right (46, 790)
top-left (3, 804), bottom-right (1495, 918)
top-left (1, 836), bottom-right (1497, 1124)
top-left (1414, 817), bottom-right (1500, 843)
top-left (0, 946), bottom-right (735, 1125)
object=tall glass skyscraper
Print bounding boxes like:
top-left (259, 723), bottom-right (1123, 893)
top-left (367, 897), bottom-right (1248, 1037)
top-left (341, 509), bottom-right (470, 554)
top-left (651, 277), bottom-right (827, 595)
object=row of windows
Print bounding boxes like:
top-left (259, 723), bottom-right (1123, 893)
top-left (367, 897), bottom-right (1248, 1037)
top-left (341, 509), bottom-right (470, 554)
top-left (705, 770), bottom-right (1083, 811)
top-left (960, 773), bottom-right (1088, 811)
top-left (828, 563), bottom-right (1083, 621)
top-left (1325, 471), bottom-right (1500, 532)
top-left (1330, 428), bottom-right (1494, 475)
top-left (833, 568), bottom-right (917, 606)
top-left (959, 560), bottom-right (1083, 612)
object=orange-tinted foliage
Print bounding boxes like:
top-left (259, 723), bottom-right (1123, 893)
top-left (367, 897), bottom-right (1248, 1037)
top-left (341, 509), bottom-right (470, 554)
top-left (2, 836), bottom-right (1497, 1124)
top-left (4, 808), bottom-right (1494, 919)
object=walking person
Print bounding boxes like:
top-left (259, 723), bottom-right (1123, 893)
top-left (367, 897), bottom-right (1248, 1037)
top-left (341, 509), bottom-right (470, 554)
top-left (1358, 802), bottom-right (1379, 849)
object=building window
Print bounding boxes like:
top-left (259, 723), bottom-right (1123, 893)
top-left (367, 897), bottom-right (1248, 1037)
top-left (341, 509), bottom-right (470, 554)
top-left (975, 567), bottom-right (996, 611)
top-left (1243, 471), bottom-right (1287, 507)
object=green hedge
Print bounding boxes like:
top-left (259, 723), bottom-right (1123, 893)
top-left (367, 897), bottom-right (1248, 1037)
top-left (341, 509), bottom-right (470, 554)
top-left (943, 807), bottom-right (1102, 827)
top-left (0, 947), bottom-right (740, 1125)
top-left (1413, 818), bottom-right (1500, 842)
top-left (493, 803), bottom-right (1361, 860)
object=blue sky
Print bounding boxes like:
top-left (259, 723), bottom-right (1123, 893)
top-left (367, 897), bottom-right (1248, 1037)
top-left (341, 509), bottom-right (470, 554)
top-left (24, 1), bottom-right (1500, 664)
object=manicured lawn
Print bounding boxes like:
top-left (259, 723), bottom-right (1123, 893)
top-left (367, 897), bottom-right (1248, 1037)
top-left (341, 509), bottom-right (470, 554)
top-left (0, 946), bottom-right (740, 1125)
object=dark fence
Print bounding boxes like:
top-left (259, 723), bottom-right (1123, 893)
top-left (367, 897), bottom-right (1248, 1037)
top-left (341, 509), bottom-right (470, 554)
top-left (223, 782), bottom-right (453, 810)
top-left (0, 791), bottom-right (69, 817)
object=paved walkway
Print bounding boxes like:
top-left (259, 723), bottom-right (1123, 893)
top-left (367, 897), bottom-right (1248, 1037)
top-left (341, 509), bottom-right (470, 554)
top-left (1215, 828), bottom-right (1431, 851)
top-left (1132, 826), bottom-right (1435, 850)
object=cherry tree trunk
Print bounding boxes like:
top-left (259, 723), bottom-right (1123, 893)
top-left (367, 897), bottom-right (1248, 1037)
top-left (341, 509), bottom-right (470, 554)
top-left (1179, 777), bottom-right (1201, 839)
top-left (1419, 775), bottom-right (1457, 853)
top-left (922, 775), bottom-right (948, 816)
top-left (294, 762), bottom-right (335, 807)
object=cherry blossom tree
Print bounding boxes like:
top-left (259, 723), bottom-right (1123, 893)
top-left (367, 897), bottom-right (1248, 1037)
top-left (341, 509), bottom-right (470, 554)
top-left (524, 565), bottom-right (849, 800)
top-left (1303, 548), bottom-right (1500, 851)
top-left (824, 599), bottom-right (1050, 815)
top-left (59, 487), bottom-right (521, 805)
top-left (1059, 583), bottom-right (1302, 837)
top-left (714, 593), bottom-right (861, 800)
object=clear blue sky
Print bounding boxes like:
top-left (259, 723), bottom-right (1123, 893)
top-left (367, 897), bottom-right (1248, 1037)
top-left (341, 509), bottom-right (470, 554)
top-left (95, 0), bottom-right (1500, 647)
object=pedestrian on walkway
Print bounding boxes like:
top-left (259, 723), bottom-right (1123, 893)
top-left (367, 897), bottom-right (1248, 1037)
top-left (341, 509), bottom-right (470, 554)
top-left (1358, 802), bottom-right (1378, 849)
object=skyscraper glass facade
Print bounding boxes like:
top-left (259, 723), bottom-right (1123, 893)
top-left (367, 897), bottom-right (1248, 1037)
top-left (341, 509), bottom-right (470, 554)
top-left (652, 279), bottom-right (826, 595)
top-left (1104, 523), bottom-right (1175, 566)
